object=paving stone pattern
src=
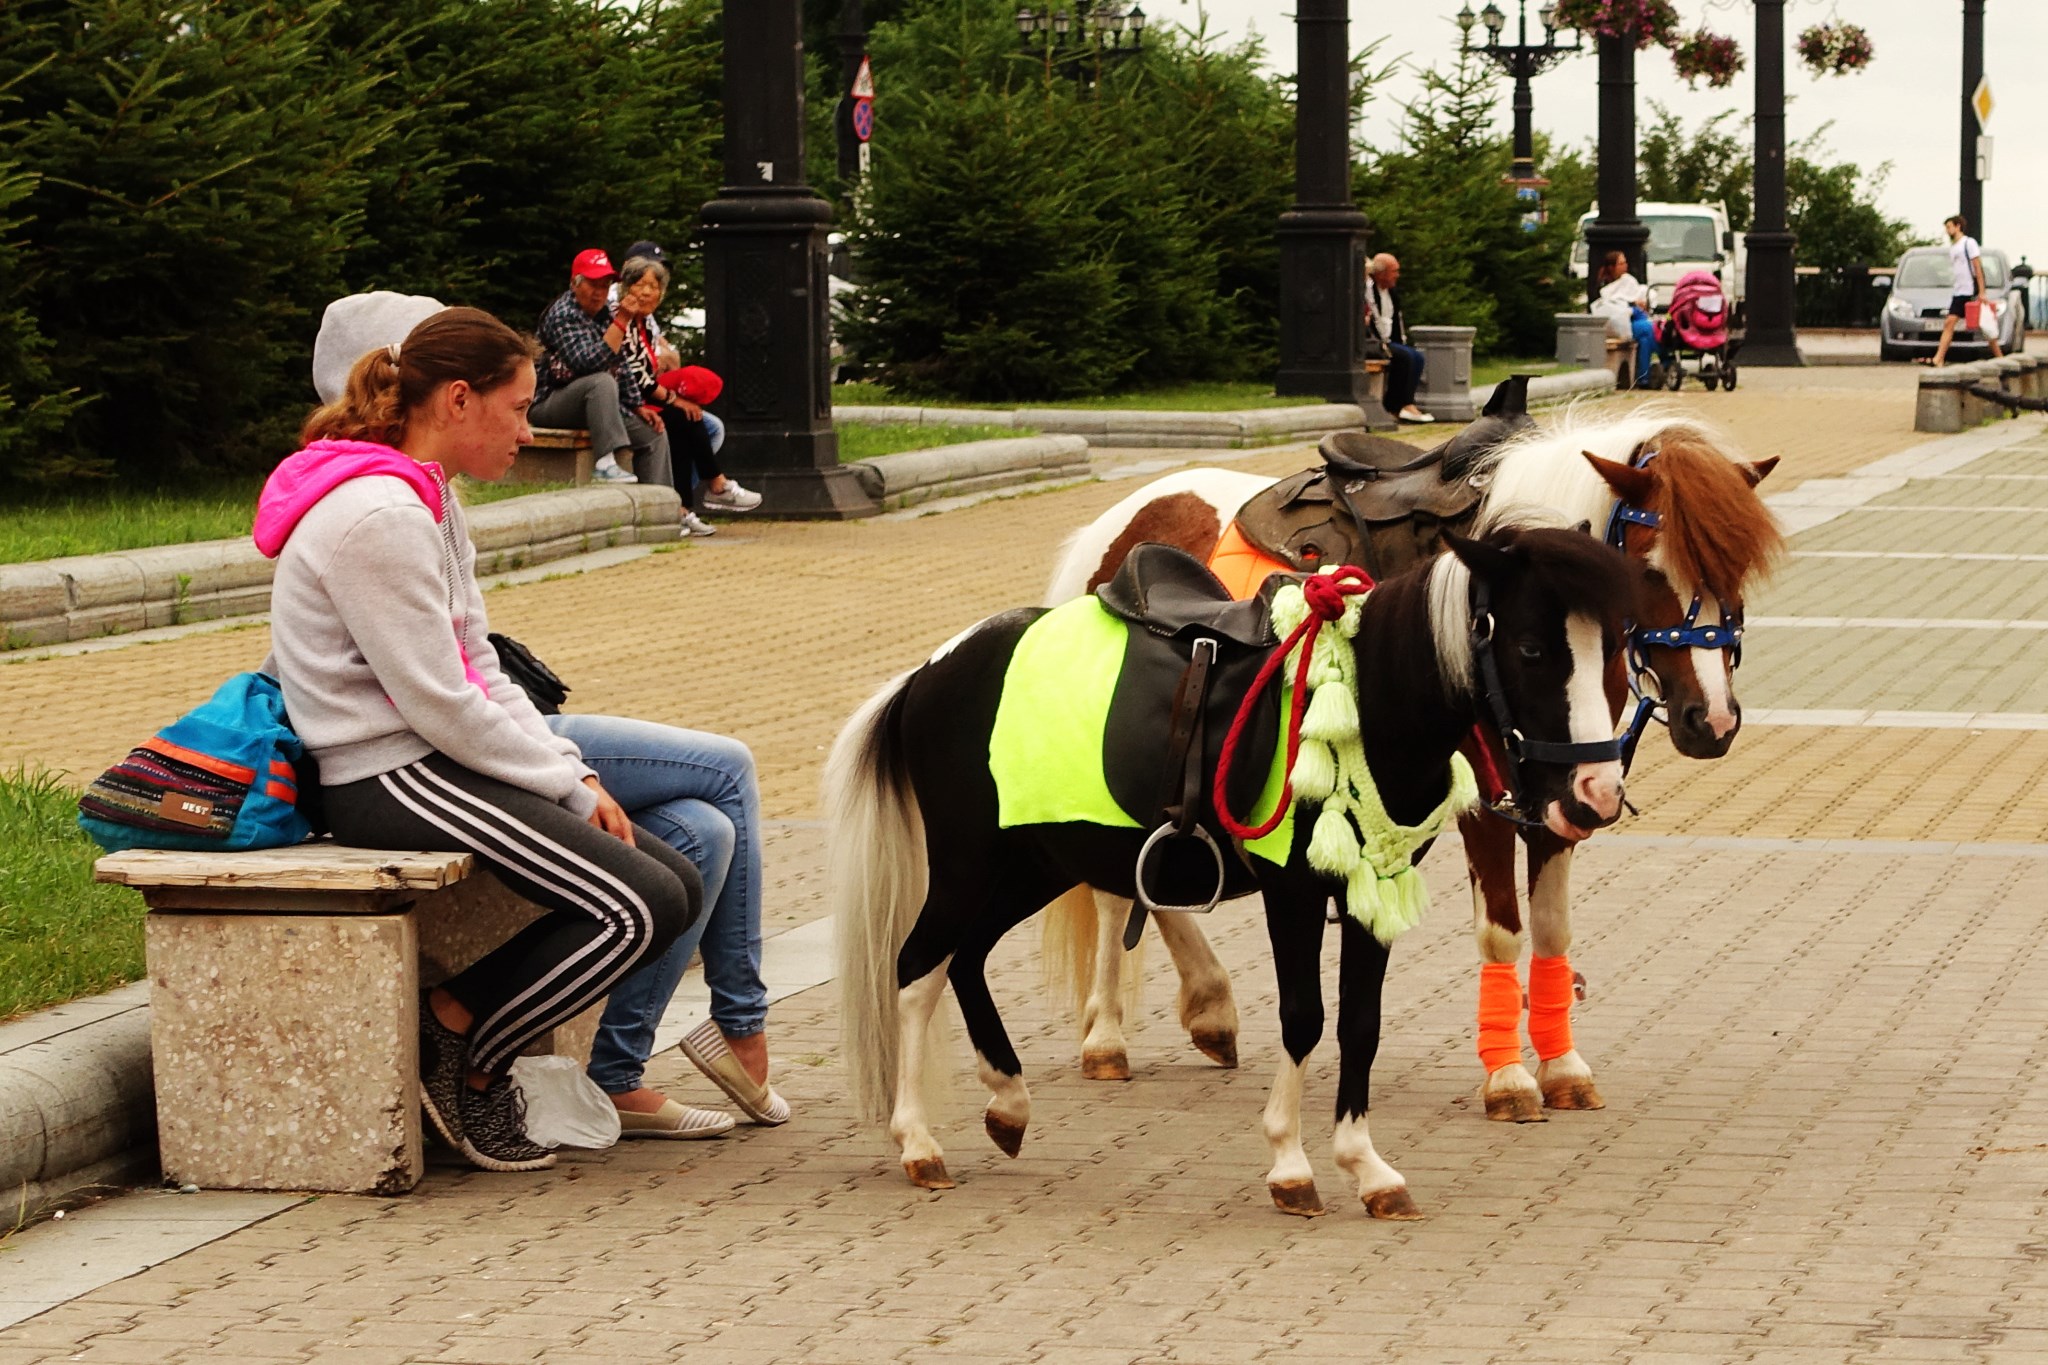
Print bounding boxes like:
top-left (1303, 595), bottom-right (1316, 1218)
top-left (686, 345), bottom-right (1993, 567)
top-left (4, 372), bottom-right (2048, 1362)
top-left (5, 838), bottom-right (2048, 1362)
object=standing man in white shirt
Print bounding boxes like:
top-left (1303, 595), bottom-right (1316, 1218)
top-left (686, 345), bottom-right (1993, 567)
top-left (1930, 214), bottom-right (2004, 367)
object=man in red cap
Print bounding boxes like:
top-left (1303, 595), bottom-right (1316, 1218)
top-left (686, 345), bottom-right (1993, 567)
top-left (529, 248), bottom-right (670, 486)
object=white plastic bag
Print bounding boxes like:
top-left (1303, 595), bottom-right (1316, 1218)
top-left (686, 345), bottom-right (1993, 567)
top-left (509, 1054), bottom-right (622, 1150)
top-left (1589, 294), bottom-right (1634, 340)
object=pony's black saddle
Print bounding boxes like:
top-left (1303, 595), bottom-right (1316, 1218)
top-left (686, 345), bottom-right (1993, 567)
top-left (1094, 544), bottom-right (1288, 940)
top-left (1233, 374), bottom-right (1535, 582)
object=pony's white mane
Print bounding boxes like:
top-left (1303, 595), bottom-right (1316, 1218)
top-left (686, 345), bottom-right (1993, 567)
top-left (1425, 555), bottom-right (1475, 698)
top-left (1474, 402), bottom-right (1723, 537)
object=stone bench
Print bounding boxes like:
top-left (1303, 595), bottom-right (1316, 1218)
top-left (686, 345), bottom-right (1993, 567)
top-left (93, 844), bottom-right (605, 1196)
top-left (1409, 325), bottom-right (1476, 422)
top-left (512, 427), bottom-right (595, 486)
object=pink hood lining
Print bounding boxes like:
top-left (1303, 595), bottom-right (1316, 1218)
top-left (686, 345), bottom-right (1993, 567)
top-left (256, 438), bottom-right (490, 697)
top-left (254, 439), bottom-right (445, 559)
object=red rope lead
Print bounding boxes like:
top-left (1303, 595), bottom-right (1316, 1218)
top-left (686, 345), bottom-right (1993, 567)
top-left (1212, 567), bottom-right (1374, 840)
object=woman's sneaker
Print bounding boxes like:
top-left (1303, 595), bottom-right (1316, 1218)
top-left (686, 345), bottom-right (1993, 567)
top-left (680, 510), bottom-right (718, 538)
top-left (418, 996), bottom-right (470, 1153)
top-left (701, 479), bottom-right (762, 511)
top-left (593, 455), bottom-right (638, 484)
top-left (457, 1075), bottom-right (557, 1172)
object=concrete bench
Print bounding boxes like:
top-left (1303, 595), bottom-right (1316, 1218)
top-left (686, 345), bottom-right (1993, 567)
top-left (1409, 325), bottom-right (1476, 421)
top-left (513, 427), bottom-right (595, 486)
top-left (93, 844), bottom-right (606, 1196)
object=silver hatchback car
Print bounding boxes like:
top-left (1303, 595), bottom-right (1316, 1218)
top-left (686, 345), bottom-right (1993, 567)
top-left (1879, 245), bottom-right (2027, 361)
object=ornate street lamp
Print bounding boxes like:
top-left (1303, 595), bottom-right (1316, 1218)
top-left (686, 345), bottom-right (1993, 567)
top-left (1459, 0), bottom-right (1582, 185)
top-left (1017, 4), bottom-right (1146, 81)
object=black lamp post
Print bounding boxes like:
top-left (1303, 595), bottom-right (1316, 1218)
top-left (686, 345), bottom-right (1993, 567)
top-left (699, 0), bottom-right (878, 519)
top-left (1584, 31), bottom-right (1648, 304)
top-left (1744, 0), bottom-right (1803, 366)
top-left (1960, 0), bottom-right (1985, 238)
top-left (1458, 1), bottom-right (1581, 185)
top-left (1016, 4), bottom-right (1147, 80)
top-left (1273, 0), bottom-right (1382, 422)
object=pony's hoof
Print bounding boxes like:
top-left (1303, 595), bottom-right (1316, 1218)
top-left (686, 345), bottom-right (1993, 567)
top-left (984, 1112), bottom-right (1026, 1157)
top-left (1364, 1186), bottom-right (1422, 1220)
top-left (1482, 1086), bottom-right (1547, 1123)
top-left (904, 1158), bottom-right (955, 1189)
top-left (1191, 1029), bottom-right (1239, 1069)
top-left (1269, 1180), bottom-right (1326, 1217)
top-left (1081, 1049), bottom-right (1130, 1081)
top-left (1542, 1077), bottom-right (1606, 1111)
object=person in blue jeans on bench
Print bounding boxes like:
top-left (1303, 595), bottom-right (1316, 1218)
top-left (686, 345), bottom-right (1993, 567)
top-left (1595, 251), bottom-right (1658, 390)
top-left (546, 713), bottom-right (790, 1137)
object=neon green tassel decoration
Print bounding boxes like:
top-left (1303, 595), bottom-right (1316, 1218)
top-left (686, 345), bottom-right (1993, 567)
top-left (1268, 573), bottom-right (1480, 945)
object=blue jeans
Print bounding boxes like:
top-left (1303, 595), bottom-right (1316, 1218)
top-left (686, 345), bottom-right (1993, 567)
top-left (546, 713), bottom-right (766, 1094)
top-left (1630, 310), bottom-right (1656, 387)
top-left (702, 411), bottom-right (724, 455)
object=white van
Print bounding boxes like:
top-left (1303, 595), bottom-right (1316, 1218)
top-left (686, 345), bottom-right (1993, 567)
top-left (1568, 202), bottom-right (1745, 318)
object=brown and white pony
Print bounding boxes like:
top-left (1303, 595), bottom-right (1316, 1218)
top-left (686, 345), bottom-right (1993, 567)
top-left (1039, 408), bottom-right (1784, 1122)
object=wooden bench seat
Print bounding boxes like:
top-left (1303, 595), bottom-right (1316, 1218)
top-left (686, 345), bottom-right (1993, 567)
top-left (95, 843), bottom-right (606, 1195)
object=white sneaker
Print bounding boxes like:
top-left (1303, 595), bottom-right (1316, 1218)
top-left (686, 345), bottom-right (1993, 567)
top-left (593, 455), bottom-right (638, 484)
top-left (1396, 406), bottom-right (1437, 425)
top-left (679, 510), bottom-right (718, 537)
top-left (701, 479), bottom-right (762, 511)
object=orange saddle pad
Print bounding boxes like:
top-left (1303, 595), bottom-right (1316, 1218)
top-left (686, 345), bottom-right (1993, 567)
top-left (1205, 521), bottom-right (1294, 601)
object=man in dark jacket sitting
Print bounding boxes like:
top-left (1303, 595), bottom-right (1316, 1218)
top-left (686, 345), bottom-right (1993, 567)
top-left (528, 248), bottom-right (671, 485)
top-left (1364, 253), bottom-right (1434, 425)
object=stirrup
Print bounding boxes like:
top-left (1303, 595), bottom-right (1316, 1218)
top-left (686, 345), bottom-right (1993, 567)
top-left (1125, 822), bottom-right (1227, 950)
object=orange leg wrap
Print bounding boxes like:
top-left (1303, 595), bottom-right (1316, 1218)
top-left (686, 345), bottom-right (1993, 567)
top-left (1527, 954), bottom-right (1576, 1061)
top-left (1477, 962), bottom-right (1523, 1073)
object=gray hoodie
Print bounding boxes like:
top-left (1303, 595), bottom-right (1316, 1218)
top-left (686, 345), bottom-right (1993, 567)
top-left (262, 464), bottom-right (596, 818)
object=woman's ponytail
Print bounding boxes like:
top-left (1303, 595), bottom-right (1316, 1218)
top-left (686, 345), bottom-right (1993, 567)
top-left (300, 306), bottom-right (535, 447)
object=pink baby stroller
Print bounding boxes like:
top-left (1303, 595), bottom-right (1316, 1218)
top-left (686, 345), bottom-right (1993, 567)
top-left (1656, 269), bottom-right (1739, 391)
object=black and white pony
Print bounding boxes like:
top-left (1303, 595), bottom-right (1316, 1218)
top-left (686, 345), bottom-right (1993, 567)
top-left (827, 526), bottom-right (1644, 1218)
top-left (1039, 409), bottom-right (1784, 1122)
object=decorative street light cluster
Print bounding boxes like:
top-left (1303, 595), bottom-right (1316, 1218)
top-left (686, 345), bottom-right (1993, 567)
top-left (1458, 1), bottom-right (1582, 185)
top-left (1016, 4), bottom-right (1147, 73)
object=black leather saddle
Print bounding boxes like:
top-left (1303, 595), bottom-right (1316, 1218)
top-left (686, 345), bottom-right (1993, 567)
top-left (1232, 374), bottom-right (1536, 582)
top-left (1093, 545), bottom-right (1288, 922)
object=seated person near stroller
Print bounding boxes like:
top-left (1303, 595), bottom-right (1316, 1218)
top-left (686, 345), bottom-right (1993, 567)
top-left (608, 241), bottom-right (760, 536)
top-left (1593, 251), bottom-right (1658, 390)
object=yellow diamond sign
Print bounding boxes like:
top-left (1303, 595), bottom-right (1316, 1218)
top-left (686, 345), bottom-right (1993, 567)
top-left (1972, 76), bottom-right (1993, 131)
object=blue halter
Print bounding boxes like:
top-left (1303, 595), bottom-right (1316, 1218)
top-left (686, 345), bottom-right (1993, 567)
top-left (1604, 447), bottom-right (1745, 771)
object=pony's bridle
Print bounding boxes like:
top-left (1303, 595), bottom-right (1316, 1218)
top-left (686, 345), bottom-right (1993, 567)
top-left (1468, 576), bottom-right (1626, 830)
top-left (1605, 446), bottom-right (1745, 771)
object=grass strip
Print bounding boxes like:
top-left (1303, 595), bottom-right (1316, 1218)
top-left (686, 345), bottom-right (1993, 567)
top-left (0, 768), bottom-right (147, 1023)
top-left (837, 423), bottom-right (1036, 463)
top-left (1471, 356), bottom-right (1563, 389)
top-left (0, 483), bottom-right (261, 565)
top-left (833, 380), bottom-right (1328, 412)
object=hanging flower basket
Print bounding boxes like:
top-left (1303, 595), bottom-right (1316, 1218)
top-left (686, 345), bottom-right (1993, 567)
top-left (1553, 0), bottom-right (1680, 50)
top-left (1795, 23), bottom-right (1874, 77)
top-left (1670, 28), bottom-right (1744, 89)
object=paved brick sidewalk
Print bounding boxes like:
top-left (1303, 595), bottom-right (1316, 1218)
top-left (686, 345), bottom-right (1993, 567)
top-left (5, 835), bottom-right (2047, 1363)
top-left (6, 370), bottom-right (2047, 1363)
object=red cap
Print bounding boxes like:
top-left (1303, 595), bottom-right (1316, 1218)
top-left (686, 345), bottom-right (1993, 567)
top-left (658, 365), bottom-right (723, 405)
top-left (571, 248), bottom-right (617, 281)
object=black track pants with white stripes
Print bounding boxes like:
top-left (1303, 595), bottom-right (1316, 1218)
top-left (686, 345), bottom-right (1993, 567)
top-left (323, 754), bottom-right (698, 1075)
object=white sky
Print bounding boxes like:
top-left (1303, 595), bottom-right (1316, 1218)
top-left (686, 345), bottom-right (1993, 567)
top-left (1158, 0), bottom-right (2044, 266)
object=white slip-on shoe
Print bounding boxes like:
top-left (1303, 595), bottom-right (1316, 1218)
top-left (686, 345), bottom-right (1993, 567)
top-left (678, 1019), bottom-right (790, 1126)
top-left (617, 1098), bottom-right (736, 1140)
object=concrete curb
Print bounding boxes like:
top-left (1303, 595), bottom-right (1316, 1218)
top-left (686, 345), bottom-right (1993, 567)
top-left (0, 486), bottom-right (681, 652)
top-left (833, 402), bottom-right (1369, 449)
top-left (1473, 367), bottom-right (1617, 410)
top-left (846, 435), bottom-right (1090, 510)
top-left (1, 983), bottom-right (157, 1219)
